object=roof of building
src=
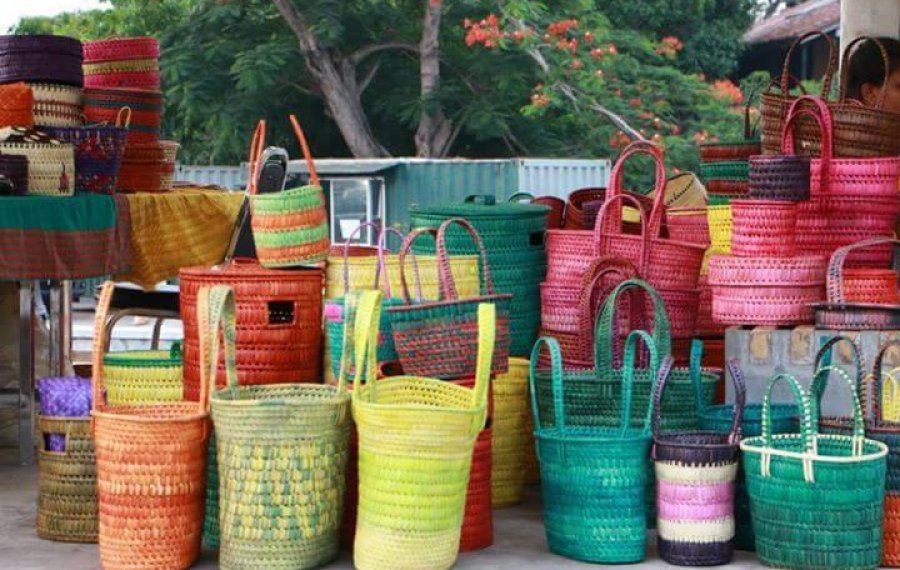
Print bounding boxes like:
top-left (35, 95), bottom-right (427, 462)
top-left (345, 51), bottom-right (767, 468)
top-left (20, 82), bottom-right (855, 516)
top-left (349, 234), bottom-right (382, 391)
top-left (744, 0), bottom-right (840, 45)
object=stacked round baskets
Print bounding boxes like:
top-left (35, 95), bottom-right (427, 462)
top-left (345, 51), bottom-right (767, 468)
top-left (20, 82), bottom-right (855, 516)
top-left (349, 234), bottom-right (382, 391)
top-left (83, 37), bottom-right (161, 90)
top-left (698, 97), bottom-right (760, 203)
top-left (117, 139), bottom-right (179, 193)
top-left (84, 87), bottom-right (162, 144)
top-left (29, 82), bottom-right (83, 128)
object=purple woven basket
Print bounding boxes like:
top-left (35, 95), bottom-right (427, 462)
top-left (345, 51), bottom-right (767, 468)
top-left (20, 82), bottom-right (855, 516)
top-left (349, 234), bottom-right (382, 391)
top-left (748, 154), bottom-right (811, 201)
top-left (0, 154), bottom-right (28, 195)
top-left (0, 35), bottom-right (84, 86)
top-left (37, 376), bottom-right (91, 451)
top-left (47, 123), bottom-right (128, 195)
top-left (652, 358), bottom-right (745, 567)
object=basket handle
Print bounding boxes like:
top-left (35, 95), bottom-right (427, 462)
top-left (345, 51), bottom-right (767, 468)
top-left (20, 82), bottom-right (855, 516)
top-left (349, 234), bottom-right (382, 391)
top-left (826, 237), bottom-right (900, 304)
top-left (471, 303), bottom-right (496, 422)
top-left (508, 192), bottom-right (533, 203)
top-left (812, 334), bottom-right (866, 414)
top-left (595, 279), bottom-right (672, 380)
top-left (575, 255), bottom-right (640, 364)
top-left (289, 114), bottom-right (319, 187)
top-left (90, 282), bottom-right (116, 426)
top-left (397, 227), bottom-right (438, 304)
top-left (340, 221), bottom-right (382, 295)
top-left (350, 290), bottom-right (383, 401)
top-left (777, 31), bottom-right (838, 99)
top-left (464, 194), bottom-right (496, 206)
top-left (335, 290), bottom-right (365, 393)
top-left (689, 338), bottom-right (706, 420)
top-left (808, 365), bottom-right (866, 455)
top-left (625, 330), bottom-right (660, 437)
top-left (782, 95), bottom-right (833, 192)
top-left (592, 193), bottom-right (650, 273)
top-left (601, 141), bottom-right (667, 240)
top-left (872, 339), bottom-right (900, 425)
top-left (650, 353), bottom-right (675, 441)
top-left (529, 336), bottom-right (564, 433)
top-left (436, 217), bottom-right (495, 301)
top-left (246, 120), bottom-right (266, 196)
top-left (374, 226), bottom-right (409, 299)
top-left (115, 106), bottom-right (132, 129)
top-left (759, 373), bottom-right (814, 481)
top-left (724, 359), bottom-right (747, 443)
top-left (838, 36), bottom-right (891, 108)
top-left (197, 285), bottom-right (238, 409)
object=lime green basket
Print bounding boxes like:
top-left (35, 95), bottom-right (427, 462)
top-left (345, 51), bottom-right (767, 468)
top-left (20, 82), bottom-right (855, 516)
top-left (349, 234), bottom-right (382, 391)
top-left (102, 342), bottom-right (183, 405)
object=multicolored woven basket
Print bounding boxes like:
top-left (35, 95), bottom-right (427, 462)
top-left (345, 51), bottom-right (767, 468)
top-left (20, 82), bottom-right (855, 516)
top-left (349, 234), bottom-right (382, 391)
top-left (29, 83), bottom-right (83, 128)
top-left (46, 108), bottom-right (129, 195)
top-left (84, 87), bottom-right (162, 143)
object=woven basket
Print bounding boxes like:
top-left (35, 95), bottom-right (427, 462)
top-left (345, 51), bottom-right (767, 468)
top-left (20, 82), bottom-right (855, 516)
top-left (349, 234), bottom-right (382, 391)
top-left (534, 279), bottom-right (718, 432)
top-left (0, 82), bottom-right (34, 127)
top-left (0, 34), bottom-right (84, 86)
top-left (453, 375), bottom-right (493, 553)
top-left (699, 95), bottom-right (761, 162)
top-left (179, 260), bottom-right (323, 400)
top-left (29, 83), bottom-right (83, 127)
top-left (760, 31), bottom-right (838, 155)
top-left (36, 415), bottom-right (98, 543)
top-left (351, 291), bottom-right (493, 570)
top-left (491, 357), bottom-right (531, 508)
top-left (0, 141), bottom-right (74, 196)
top-left (729, 199), bottom-right (797, 257)
top-left (708, 254), bottom-right (826, 326)
top-left (563, 187), bottom-right (605, 229)
top-left (748, 155), bottom-right (810, 201)
top-left (530, 332), bottom-right (656, 563)
top-left (531, 194), bottom-right (565, 229)
top-left (102, 344), bottom-right (183, 406)
top-left (84, 37), bottom-right (161, 89)
top-left (704, 179), bottom-right (750, 198)
top-left (843, 268), bottom-right (899, 305)
top-left (706, 205), bottom-right (732, 256)
top-left (84, 37), bottom-right (160, 62)
top-left (91, 281), bottom-right (210, 570)
top-left (0, 154), bottom-right (29, 195)
top-left (249, 118), bottom-right (330, 268)
top-left (46, 109), bottom-right (129, 195)
top-left (653, 358), bottom-right (744, 566)
top-left (200, 284), bottom-right (350, 570)
top-left (666, 207), bottom-right (710, 248)
top-left (699, 160), bottom-right (749, 183)
top-left (388, 219), bottom-right (512, 379)
top-left (742, 371), bottom-right (887, 570)
top-left (84, 87), bottom-right (162, 143)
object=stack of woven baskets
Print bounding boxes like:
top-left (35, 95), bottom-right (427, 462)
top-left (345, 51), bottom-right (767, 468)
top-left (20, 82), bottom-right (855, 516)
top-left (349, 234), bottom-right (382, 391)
top-left (83, 37), bottom-right (160, 90)
top-left (697, 97), bottom-right (759, 206)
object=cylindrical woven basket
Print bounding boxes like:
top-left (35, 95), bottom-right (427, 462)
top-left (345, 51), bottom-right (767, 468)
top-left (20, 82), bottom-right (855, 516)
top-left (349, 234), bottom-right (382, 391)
top-left (666, 207), bottom-right (710, 248)
top-left (729, 199), bottom-right (797, 257)
top-left (46, 111), bottom-right (129, 195)
top-left (201, 284), bottom-right (350, 570)
top-left (388, 219), bottom-right (512, 379)
top-left (0, 82), bottom-right (34, 127)
top-left (0, 154), bottom-right (29, 195)
top-left (748, 155), bottom-right (810, 201)
top-left (653, 359), bottom-right (745, 566)
top-left (530, 333), bottom-right (656, 563)
top-left (118, 140), bottom-right (179, 193)
top-left (563, 187), bottom-right (605, 229)
top-left (91, 281), bottom-right (210, 570)
top-left (101, 344), bottom-right (183, 405)
top-left (84, 87), bottom-right (162, 143)
top-left (84, 37), bottom-right (160, 62)
top-left (843, 268), bottom-right (899, 305)
top-left (36, 414), bottom-right (98, 543)
top-left (491, 357), bottom-right (530, 508)
top-left (0, 34), bottom-right (84, 86)
top-left (351, 291), bottom-right (493, 570)
top-left (706, 205), bottom-right (732, 256)
top-left (460, 420), bottom-right (493, 552)
top-left (742, 371), bottom-right (887, 570)
top-left (29, 83), bottom-right (83, 128)
top-left (84, 37), bottom-right (161, 90)
top-left (0, 141), bottom-right (74, 196)
top-left (179, 260), bottom-right (323, 400)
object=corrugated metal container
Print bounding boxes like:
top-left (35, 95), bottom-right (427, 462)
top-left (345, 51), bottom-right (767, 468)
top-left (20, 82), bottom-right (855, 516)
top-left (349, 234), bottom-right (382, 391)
top-left (516, 158), bottom-right (610, 198)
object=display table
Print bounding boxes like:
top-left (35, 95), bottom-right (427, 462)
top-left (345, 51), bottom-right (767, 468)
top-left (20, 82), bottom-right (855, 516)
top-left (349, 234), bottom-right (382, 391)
top-left (0, 188), bottom-right (243, 464)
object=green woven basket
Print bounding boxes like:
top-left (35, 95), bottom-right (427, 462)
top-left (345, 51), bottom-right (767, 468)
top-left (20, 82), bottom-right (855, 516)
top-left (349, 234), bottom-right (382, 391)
top-left (707, 194), bottom-right (733, 206)
top-left (202, 435), bottom-right (219, 550)
top-left (530, 332), bottom-right (657, 563)
top-left (202, 285), bottom-right (351, 570)
top-left (698, 160), bottom-right (750, 182)
top-left (741, 370), bottom-right (888, 570)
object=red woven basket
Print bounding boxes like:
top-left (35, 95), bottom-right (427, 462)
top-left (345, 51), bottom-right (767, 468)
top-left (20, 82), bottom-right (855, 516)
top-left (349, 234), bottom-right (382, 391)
top-left (666, 207), bottom-right (710, 248)
top-left (730, 199), bottom-right (797, 257)
top-left (0, 82), bottom-right (34, 127)
top-left (534, 195), bottom-right (566, 229)
top-left (85, 70), bottom-right (161, 90)
top-left (179, 260), bottom-right (324, 401)
top-left (563, 187), bottom-right (605, 229)
top-left (84, 87), bottom-right (162, 144)
top-left (83, 37), bottom-right (160, 63)
top-left (460, 422), bottom-right (493, 552)
top-left (695, 275), bottom-right (725, 337)
top-left (843, 268), bottom-right (899, 305)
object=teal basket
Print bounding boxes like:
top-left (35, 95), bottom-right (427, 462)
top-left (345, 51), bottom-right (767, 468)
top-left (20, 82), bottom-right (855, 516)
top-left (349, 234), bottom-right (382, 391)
top-left (325, 296), bottom-right (401, 378)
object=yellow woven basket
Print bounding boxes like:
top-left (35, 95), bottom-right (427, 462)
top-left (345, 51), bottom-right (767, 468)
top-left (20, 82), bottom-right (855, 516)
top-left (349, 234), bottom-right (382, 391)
top-left (491, 357), bottom-right (531, 507)
top-left (707, 205), bottom-right (733, 256)
top-left (102, 344), bottom-right (183, 405)
top-left (350, 290), bottom-right (493, 570)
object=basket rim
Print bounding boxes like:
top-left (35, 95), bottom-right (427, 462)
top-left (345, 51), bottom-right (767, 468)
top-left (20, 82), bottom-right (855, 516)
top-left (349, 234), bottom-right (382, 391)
top-left (92, 405), bottom-right (207, 423)
top-left (210, 383), bottom-right (349, 407)
top-left (102, 350), bottom-right (180, 367)
top-left (653, 431), bottom-right (739, 452)
top-left (387, 292), bottom-right (512, 313)
top-left (535, 426), bottom-right (653, 444)
top-left (698, 138), bottom-right (761, 149)
top-left (353, 374), bottom-right (488, 416)
top-left (740, 432), bottom-right (888, 462)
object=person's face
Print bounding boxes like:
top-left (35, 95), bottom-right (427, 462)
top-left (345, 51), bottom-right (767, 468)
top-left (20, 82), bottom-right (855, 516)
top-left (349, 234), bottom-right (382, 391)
top-left (861, 69), bottom-right (900, 113)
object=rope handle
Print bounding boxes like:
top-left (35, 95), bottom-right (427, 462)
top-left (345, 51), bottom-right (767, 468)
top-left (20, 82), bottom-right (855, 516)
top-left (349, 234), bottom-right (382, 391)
top-left (350, 290), bottom-right (383, 401)
top-left (338, 222), bottom-right (408, 298)
top-left (603, 141), bottom-right (667, 237)
top-left (838, 36), bottom-right (891, 107)
top-left (873, 339), bottom-right (900, 424)
top-left (115, 106), bottom-right (132, 129)
top-left (777, 31), bottom-right (838, 99)
top-left (592, 192), bottom-right (651, 274)
top-left (812, 334), bottom-right (866, 413)
top-left (436, 217), bottom-right (495, 301)
top-left (575, 256), bottom-right (640, 364)
top-left (809, 365), bottom-right (867, 454)
top-left (246, 120), bottom-right (266, 196)
top-left (826, 237), bottom-right (900, 304)
top-left (782, 95), bottom-right (833, 194)
top-left (397, 227), bottom-right (438, 304)
top-left (375, 226), bottom-right (409, 299)
top-left (529, 336), bottom-right (564, 433)
top-left (197, 285), bottom-right (238, 406)
top-left (289, 114), bottom-right (319, 187)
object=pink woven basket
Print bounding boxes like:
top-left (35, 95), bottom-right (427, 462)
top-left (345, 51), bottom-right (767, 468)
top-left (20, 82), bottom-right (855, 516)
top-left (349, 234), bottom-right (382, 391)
top-left (730, 199), bottom-right (797, 257)
top-left (666, 207), bottom-right (710, 248)
top-left (707, 254), bottom-right (826, 326)
top-left (83, 37), bottom-right (160, 63)
top-left (695, 275), bottom-right (725, 337)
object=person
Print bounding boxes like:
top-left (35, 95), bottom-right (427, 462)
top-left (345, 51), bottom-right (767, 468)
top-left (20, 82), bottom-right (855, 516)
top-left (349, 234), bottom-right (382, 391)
top-left (845, 36), bottom-right (900, 113)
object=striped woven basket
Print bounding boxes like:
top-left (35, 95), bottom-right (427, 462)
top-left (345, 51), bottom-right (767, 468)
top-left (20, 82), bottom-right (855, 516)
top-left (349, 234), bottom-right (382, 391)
top-left (0, 141), bottom-right (74, 196)
top-left (351, 291), bottom-right (493, 570)
top-left (201, 284), bottom-right (351, 570)
top-left (741, 370), bottom-right (887, 570)
top-left (531, 332), bottom-right (657, 563)
top-left (491, 357), bottom-right (532, 508)
top-left (101, 344), bottom-right (183, 405)
top-left (46, 108), bottom-right (129, 195)
top-left (653, 358), bottom-right (745, 566)
top-left (29, 83), bottom-right (83, 127)
top-left (84, 87), bottom-right (162, 143)
top-left (248, 118), bottom-right (329, 267)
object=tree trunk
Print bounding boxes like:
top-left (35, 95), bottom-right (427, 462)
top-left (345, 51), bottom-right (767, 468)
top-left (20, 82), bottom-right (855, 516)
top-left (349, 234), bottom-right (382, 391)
top-left (414, 0), bottom-right (455, 157)
top-left (272, 0), bottom-right (390, 157)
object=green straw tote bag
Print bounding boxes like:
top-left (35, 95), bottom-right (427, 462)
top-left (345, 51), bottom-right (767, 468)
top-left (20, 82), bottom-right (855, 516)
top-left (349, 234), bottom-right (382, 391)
top-left (351, 290), bottom-right (493, 570)
top-left (741, 370), bottom-right (888, 570)
top-left (530, 330), bottom-right (658, 563)
top-left (533, 278), bottom-right (718, 431)
top-left (200, 285), bottom-right (351, 570)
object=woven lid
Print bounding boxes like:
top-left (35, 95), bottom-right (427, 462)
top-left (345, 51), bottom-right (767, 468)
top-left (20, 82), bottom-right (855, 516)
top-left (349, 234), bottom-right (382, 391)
top-left (103, 346), bottom-right (182, 367)
top-left (83, 37), bottom-right (160, 63)
top-left (180, 260), bottom-right (324, 282)
top-left (0, 35), bottom-right (83, 58)
top-left (409, 194), bottom-right (549, 220)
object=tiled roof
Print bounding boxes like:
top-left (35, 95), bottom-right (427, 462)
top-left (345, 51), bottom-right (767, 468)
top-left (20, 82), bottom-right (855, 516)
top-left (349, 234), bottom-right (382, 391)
top-left (744, 0), bottom-right (840, 44)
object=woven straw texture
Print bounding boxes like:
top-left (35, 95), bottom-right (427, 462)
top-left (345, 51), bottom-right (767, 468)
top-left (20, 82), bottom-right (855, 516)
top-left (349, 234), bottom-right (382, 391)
top-left (36, 415), bottom-right (98, 543)
top-left (0, 82), bottom-right (34, 127)
top-left (351, 290), bottom-right (492, 570)
top-left (388, 220), bottom-right (511, 379)
top-left (29, 83), bottom-right (83, 127)
top-left (530, 332), bottom-right (656, 563)
top-left (84, 37), bottom-right (160, 63)
top-left (0, 141), bottom-right (74, 196)
top-left (491, 357), bottom-right (531, 508)
top-left (47, 120), bottom-right (129, 195)
top-left (653, 359), bottom-right (745, 566)
top-left (179, 259), bottom-right (323, 400)
top-left (84, 87), bottom-right (162, 143)
top-left (741, 370), bottom-right (887, 570)
top-left (0, 35), bottom-right (84, 86)
top-left (102, 345), bottom-right (183, 405)
top-left (729, 199), bottom-right (798, 257)
top-left (200, 284), bottom-right (350, 570)
top-left (748, 155), bottom-right (810, 202)
top-left (91, 281), bottom-right (210, 570)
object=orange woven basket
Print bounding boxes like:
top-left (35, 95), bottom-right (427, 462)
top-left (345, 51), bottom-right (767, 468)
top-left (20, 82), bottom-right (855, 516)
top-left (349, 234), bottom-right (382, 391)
top-left (843, 268), bottom-right (899, 305)
top-left (91, 281), bottom-right (210, 570)
top-left (0, 82), bottom-right (34, 127)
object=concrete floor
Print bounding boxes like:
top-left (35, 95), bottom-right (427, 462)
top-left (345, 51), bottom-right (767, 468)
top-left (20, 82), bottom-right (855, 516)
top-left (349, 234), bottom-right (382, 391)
top-left (1, 461), bottom-right (776, 569)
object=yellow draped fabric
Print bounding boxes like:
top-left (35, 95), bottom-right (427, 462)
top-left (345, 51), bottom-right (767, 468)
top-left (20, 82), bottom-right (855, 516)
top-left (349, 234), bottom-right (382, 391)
top-left (116, 187), bottom-right (243, 289)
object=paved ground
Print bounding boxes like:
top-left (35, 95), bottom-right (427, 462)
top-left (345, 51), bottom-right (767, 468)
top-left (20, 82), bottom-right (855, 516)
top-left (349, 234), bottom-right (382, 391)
top-left (0, 461), bottom-right (778, 569)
